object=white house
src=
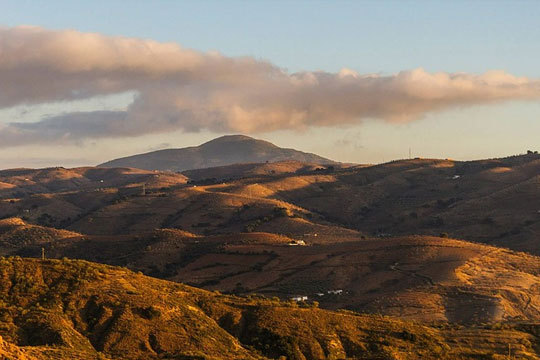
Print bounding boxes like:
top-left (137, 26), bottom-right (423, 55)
top-left (327, 289), bottom-right (343, 295)
top-left (288, 240), bottom-right (306, 246)
top-left (291, 295), bottom-right (308, 302)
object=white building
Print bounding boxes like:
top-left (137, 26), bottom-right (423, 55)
top-left (327, 289), bottom-right (343, 295)
top-left (288, 240), bottom-right (306, 246)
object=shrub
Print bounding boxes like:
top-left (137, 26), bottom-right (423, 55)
top-left (273, 207), bottom-right (290, 217)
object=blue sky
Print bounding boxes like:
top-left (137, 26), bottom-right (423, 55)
top-left (3, 0), bottom-right (540, 75)
top-left (1, 0), bottom-right (539, 167)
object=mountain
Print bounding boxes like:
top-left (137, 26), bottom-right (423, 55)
top-left (98, 135), bottom-right (338, 172)
top-left (1, 257), bottom-right (539, 359)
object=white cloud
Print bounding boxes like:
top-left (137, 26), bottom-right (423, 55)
top-left (1, 26), bottom-right (539, 147)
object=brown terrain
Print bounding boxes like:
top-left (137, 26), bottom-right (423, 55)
top-left (0, 139), bottom-right (539, 359)
top-left (1, 152), bottom-right (538, 253)
top-left (1, 218), bottom-right (539, 324)
top-left (0, 257), bottom-right (539, 359)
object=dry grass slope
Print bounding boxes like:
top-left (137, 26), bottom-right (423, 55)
top-left (0, 257), bottom-right (538, 359)
top-left (1, 220), bottom-right (539, 325)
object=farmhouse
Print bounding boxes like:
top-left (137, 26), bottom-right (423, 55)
top-left (327, 289), bottom-right (343, 295)
top-left (288, 240), bottom-right (306, 246)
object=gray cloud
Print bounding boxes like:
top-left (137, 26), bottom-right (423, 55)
top-left (1, 25), bottom-right (540, 147)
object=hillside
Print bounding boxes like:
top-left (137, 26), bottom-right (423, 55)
top-left (99, 135), bottom-right (337, 172)
top-left (1, 153), bottom-right (538, 256)
top-left (182, 160), bottom-right (347, 182)
top-left (0, 166), bottom-right (187, 198)
top-left (1, 219), bottom-right (540, 324)
top-left (0, 257), bottom-right (539, 359)
top-left (205, 153), bottom-right (540, 255)
top-left (0, 152), bottom-right (539, 359)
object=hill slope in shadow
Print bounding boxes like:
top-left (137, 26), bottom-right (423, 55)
top-left (99, 135), bottom-right (337, 172)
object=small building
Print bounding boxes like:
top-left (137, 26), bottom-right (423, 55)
top-left (291, 295), bottom-right (308, 302)
top-left (288, 240), bottom-right (306, 246)
top-left (327, 289), bottom-right (343, 295)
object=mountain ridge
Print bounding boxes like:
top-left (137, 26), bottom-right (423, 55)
top-left (98, 135), bottom-right (338, 172)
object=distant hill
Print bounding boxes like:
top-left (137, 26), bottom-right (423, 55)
top-left (182, 160), bottom-right (354, 182)
top-left (99, 135), bottom-right (337, 171)
top-left (0, 166), bottom-right (187, 197)
top-left (2, 153), bottom-right (539, 255)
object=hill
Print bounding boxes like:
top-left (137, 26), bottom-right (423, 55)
top-left (1, 153), bottom-right (538, 255)
top-left (99, 135), bottom-right (338, 172)
top-left (1, 152), bottom-right (539, 358)
top-left (0, 257), bottom-right (539, 359)
top-left (207, 153), bottom-right (540, 255)
top-left (1, 219), bottom-right (540, 324)
top-left (182, 160), bottom-right (356, 182)
top-left (0, 166), bottom-right (187, 198)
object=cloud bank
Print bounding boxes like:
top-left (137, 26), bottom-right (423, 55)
top-left (1, 26), bottom-right (540, 146)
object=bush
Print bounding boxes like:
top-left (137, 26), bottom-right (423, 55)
top-left (273, 207), bottom-right (290, 217)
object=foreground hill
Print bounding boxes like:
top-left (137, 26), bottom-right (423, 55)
top-left (0, 257), bottom-right (539, 359)
top-left (2, 218), bottom-right (539, 324)
top-left (99, 135), bottom-right (337, 172)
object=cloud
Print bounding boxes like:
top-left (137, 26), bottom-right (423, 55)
top-left (1, 25), bottom-right (540, 147)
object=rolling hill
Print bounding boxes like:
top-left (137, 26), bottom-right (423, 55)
top-left (1, 218), bottom-right (540, 324)
top-left (98, 135), bottom-right (338, 172)
top-left (5, 153), bottom-right (539, 254)
top-left (196, 153), bottom-right (540, 255)
top-left (1, 154), bottom-right (539, 254)
top-left (0, 166), bottom-right (187, 198)
top-left (182, 160), bottom-right (349, 182)
top-left (1, 151), bottom-right (540, 359)
top-left (0, 257), bottom-right (539, 359)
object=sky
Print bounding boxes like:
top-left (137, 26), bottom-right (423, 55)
top-left (0, 0), bottom-right (539, 168)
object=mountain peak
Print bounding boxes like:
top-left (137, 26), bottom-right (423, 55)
top-left (200, 135), bottom-right (277, 148)
top-left (203, 134), bottom-right (256, 143)
top-left (99, 135), bottom-right (336, 172)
